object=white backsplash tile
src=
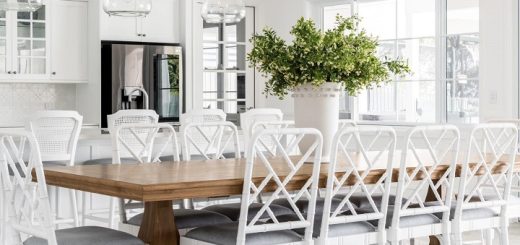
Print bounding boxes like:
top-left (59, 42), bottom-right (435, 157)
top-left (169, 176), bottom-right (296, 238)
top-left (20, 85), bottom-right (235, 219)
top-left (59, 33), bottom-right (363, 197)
top-left (0, 84), bottom-right (76, 127)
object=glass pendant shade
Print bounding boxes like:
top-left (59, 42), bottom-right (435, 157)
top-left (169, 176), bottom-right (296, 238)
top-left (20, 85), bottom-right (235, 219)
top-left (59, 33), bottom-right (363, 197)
top-left (103, 0), bottom-right (152, 17)
top-left (202, 0), bottom-right (246, 24)
top-left (0, 0), bottom-right (43, 12)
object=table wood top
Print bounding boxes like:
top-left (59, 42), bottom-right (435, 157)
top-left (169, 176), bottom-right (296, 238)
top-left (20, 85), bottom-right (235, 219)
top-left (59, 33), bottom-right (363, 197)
top-left (41, 151), bottom-right (520, 202)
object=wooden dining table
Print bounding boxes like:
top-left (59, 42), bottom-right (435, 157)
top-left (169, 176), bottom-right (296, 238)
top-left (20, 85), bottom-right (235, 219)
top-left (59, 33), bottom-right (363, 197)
top-left (41, 151), bottom-right (520, 245)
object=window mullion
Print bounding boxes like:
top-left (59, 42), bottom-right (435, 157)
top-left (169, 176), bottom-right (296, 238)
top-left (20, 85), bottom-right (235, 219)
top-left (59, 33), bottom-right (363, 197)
top-left (436, 0), bottom-right (447, 123)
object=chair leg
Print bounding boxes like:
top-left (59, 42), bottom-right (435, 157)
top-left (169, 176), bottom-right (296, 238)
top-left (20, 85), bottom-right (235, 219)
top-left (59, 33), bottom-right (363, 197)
top-left (484, 229), bottom-right (494, 245)
top-left (108, 197), bottom-right (117, 229)
top-left (453, 232), bottom-right (463, 245)
top-left (69, 189), bottom-right (79, 227)
top-left (81, 192), bottom-right (88, 226)
top-left (498, 227), bottom-right (509, 245)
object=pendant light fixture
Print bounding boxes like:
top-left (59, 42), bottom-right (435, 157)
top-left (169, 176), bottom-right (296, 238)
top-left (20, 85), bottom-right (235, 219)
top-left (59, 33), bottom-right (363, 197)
top-left (0, 0), bottom-right (43, 12)
top-left (103, 0), bottom-right (152, 17)
top-left (201, 0), bottom-right (246, 24)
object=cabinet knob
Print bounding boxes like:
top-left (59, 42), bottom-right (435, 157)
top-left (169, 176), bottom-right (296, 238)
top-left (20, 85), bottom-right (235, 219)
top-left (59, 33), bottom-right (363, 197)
top-left (137, 34), bottom-right (142, 37)
top-left (13, 71), bottom-right (16, 74)
top-left (7, 71), bottom-right (11, 74)
top-left (52, 72), bottom-right (56, 75)
top-left (142, 34), bottom-right (147, 37)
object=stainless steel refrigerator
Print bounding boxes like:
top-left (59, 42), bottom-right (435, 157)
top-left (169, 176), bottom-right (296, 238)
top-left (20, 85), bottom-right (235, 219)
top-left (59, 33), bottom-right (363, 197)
top-left (100, 42), bottom-right (183, 128)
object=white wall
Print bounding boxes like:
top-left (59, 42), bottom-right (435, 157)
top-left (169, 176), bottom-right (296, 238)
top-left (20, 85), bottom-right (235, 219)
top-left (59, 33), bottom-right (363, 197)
top-left (76, 0), bottom-right (101, 125)
top-left (249, 0), bottom-right (311, 118)
top-left (479, 0), bottom-right (518, 122)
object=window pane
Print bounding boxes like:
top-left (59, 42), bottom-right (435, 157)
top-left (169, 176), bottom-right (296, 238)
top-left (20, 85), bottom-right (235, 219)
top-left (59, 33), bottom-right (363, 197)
top-left (358, 0), bottom-right (396, 40)
top-left (203, 43), bottom-right (221, 70)
top-left (17, 22), bottom-right (30, 38)
top-left (397, 0), bottom-right (435, 38)
top-left (446, 34), bottom-right (479, 79)
top-left (358, 81), bottom-right (436, 122)
top-left (0, 20), bottom-right (5, 37)
top-left (33, 22), bottom-right (45, 38)
top-left (225, 20), bottom-right (246, 42)
top-left (397, 38), bottom-right (436, 80)
top-left (447, 0), bottom-right (479, 35)
top-left (226, 44), bottom-right (246, 70)
top-left (323, 4), bottom-right (352, 30)
top-left (447, 79), bottom-right (479, 123)
top-left (31, 58), bottom-right (45, 74)
top-left (396, 81), bottom-right (436, 122)
top-left (203, 72), bottom-right (223, 99)
top-left (33, 7), bottom-right (45, 21)
top-left (18, 57), bottom-right (30, 74)
top-left (203, 22), bottom-right (222, 42)
top-left (18, 40), bottom-right (30, 56)
top-left (32, 40), bottom-right (45, 56)
top-left (358, 83), bottom-right (397, 121)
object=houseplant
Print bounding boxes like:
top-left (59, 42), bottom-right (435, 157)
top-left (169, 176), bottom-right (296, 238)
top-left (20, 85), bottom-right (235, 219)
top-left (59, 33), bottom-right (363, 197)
top-left (248, 16), bottom-right (410, 161)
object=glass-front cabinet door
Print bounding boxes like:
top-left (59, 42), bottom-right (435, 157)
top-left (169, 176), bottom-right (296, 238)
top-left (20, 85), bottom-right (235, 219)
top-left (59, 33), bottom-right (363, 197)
top-left (0, 3), bottom-right (49, 80)
top-left (0, 10), bottom-right (7, 74)
top-left (14, 6), bottom-right (47, 76)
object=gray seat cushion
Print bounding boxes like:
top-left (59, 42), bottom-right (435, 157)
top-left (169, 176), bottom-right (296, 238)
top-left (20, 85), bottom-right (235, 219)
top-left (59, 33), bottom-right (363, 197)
top-left (80, 158), bottom-right (137, 165)
top-left (185, 222), bottom-right (302, 245)
top-left (203, 203), bottom-right (295, 221)
top-left (127, 209), bottom-right (233, 229)
top-left (334, 194), bottom-right (406, 209)
top-left (24, 226), bottom-right (144, 245)
top-left (272, 197), bottom-right (351, 215)
top-left (273, 214), bottom-right (375, 238)
top-left (357, 206), bottom-right (441, 228)
top-left (423, 201), bottom-right (499, 220)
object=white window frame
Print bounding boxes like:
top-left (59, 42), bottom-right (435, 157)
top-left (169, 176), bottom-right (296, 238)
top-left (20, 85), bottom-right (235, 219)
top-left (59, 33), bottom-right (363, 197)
top-left (315, 0), bottom-right (480, 126)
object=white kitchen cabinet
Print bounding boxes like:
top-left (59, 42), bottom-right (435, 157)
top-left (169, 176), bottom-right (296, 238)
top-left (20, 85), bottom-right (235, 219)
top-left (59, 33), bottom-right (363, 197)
top-left (100, 0), bottom-right (179, 43)
top-left (0, 0), bottom-right (88, 83)
top-left (0, 4), bottom-right (51, 81)
top-left (50, 0), bottom-right (88, 82)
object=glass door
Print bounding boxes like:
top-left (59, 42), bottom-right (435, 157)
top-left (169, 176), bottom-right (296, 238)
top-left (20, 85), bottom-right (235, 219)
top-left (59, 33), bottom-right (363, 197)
top-left (14, 5), bottom-right (47, 76)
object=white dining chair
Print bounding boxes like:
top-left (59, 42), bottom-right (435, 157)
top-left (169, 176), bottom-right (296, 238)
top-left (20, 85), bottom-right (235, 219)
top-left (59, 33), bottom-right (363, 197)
top-left (82, 109), bottom-right (159, 228)
top-left (240, 108), bottom-right (284, 156)
top-left (0, 131), bottom-right (144, 245)
top-left (181, 121), bottom-right (241, 161)
top-left (451, 123), bottom-right (518, 245)
top-left (387, 125), bottom-right (460, 245)
top-left (27, 110), bottom-right (83, 228)
top-left (317, 126), bottom-right (396, 245)
top-left (181, 127), bottom-right (323, 245)
top-left (108, 122), bottom-right (234, 236)
top-left (488, 119), bottom-right (520, 220)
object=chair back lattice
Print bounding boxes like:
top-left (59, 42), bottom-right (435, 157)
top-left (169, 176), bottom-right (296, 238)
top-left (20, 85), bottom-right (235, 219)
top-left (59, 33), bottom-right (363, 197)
top-left (180, 109), bottom-right (226, 126)
top-left (112, 123), bottom-right (180, 223)
top-left (240, 109), bottom-right (283, 153)
top-left (488, 119), bottom-right (520, 193)
top-left (27, 111), bottom-right (83, 164)
top-left (338, 119), bottom-right (357, 132)
top-left (454, 123), bottom-right (518, 220)
top-left (319, 126), bottom-right (396, 243)
top-left (112, 123), bottom-right (180, 164)
top-left (182, 121), bottom-right (240, 161)
top-left (249, 121), bottom-right (295, 157)
top-left (107, 110), bottom-right (159, 160)
top-left (392, 125), bottom-right (460, 229)
top-left (236, 128), bottom-right (323, 245)
top-left (0, 131), bottom-right (56, 245)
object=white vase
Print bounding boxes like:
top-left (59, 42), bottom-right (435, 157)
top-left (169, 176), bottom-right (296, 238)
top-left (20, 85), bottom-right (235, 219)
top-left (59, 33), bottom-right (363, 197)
top-left (292, 82), bottom-right (341, 162)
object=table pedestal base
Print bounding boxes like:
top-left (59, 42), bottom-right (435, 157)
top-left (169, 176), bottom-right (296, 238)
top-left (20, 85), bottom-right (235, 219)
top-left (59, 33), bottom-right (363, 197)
top-left (138, 200), bottom-right (179, 245)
